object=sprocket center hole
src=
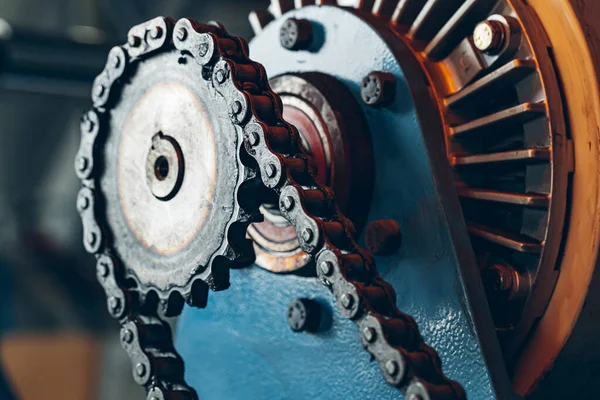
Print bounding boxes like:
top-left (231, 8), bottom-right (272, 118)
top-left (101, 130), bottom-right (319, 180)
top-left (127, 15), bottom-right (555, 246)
top-left (154, 156), bottom-right (169, 181)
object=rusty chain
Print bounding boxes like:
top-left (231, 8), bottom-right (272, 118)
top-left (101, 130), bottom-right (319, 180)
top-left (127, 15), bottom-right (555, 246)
top-left (75, 16), bottom-right (465, 400)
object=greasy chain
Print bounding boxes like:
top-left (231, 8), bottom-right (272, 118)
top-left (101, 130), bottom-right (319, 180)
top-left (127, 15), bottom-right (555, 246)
top-left (75, 17), bottom-right (465, 400)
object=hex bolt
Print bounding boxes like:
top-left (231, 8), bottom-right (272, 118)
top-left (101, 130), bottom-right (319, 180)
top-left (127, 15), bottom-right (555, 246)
top-left (385, 359), bottom-right (399, 376)
top-left (365, 219), bottom-right (402, 256)
top-left (362, 326), bottom-right (377, 343)
top-left (473, 19), bottom-right (505, 54)
top-left (265, 163), bottom-right (278, 178)
top-left (121, 328), bottom-right (134, 344)
top-left (150, 26), bottom-right (163, 39)
top-left (282, 196), bottom-right (295, 211)
top-left (340, 293), bottom-right (354, 309)
top-left (287, 298), bottom-right (321, 332)
top-left (319, 260), bottom-right (334, 276)
top-left (361, 72), bottom-right (396, 107)
top-left (301, 227), bottom-right (314, 243)
top-left (482, 264), bottom-right (530, 301)
top-left (135, 362), bottom-right (146, 377)
top-left (280, 18), bottom-right (313, 51)
top-left (176, 27), bottom-right (188, 42)
top-left (128, 35), bottom-right (142, 47)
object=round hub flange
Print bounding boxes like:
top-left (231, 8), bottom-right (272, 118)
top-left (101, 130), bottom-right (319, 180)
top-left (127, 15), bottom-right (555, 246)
top-left (248, 72), bottom-right (373, 273)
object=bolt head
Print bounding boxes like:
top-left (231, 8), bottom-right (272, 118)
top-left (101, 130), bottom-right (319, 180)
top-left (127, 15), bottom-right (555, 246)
top-left (287, 298), bottom-right (321, 332)
top-left (340, 293), bottom-right (354, 309)
top-left (361, 72), bottom-right (395, 107)
top-left (135, 362), bottom-right (146, 377)
top-left (280, 18), bottom-right (312, 51)
top-left (365, 219), bottom-right (402, 256)
top-left (121, 328), bottom-right (133, 344)
top-left (319, 261), bottom-right (334, 276)
top-left (176, 27), bottom-right (188, 41)
top-left (473, 20), bottom-right (505, 53)
top-left (385, 359), bottom-right (399, 376)
top-left (282, 196), bottom-right (295, 211)
top-left (362, 326), bottom-right (377, 343)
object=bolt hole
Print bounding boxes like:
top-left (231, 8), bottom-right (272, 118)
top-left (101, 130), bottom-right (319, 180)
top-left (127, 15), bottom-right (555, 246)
top-left (154, 156), bottom-right (169, 181)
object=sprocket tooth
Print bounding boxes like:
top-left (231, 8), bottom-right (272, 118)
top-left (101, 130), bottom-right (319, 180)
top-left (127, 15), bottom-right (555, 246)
top-left (162, 291), bottom-right (185, 317)
top-left (186, 278), bottom-right (209, 308)
top-left (249, 10), bottom-right (275, 36)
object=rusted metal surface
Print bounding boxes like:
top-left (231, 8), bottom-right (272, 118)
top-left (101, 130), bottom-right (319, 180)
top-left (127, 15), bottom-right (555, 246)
top-left (118, 82), bottom-right (218, 256)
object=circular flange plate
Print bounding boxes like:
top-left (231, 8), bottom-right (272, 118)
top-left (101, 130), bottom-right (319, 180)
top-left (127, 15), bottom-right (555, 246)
top-left (101, 50), bottom-right (243, 293)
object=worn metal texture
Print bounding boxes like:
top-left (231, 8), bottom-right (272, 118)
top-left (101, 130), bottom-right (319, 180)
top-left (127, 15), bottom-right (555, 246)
top-left (176, 5), bottom-right (511, 399)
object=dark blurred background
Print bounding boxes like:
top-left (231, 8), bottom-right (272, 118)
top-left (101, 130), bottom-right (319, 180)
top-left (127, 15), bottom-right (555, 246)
top-left (0, 1), bottom-right (265, 398)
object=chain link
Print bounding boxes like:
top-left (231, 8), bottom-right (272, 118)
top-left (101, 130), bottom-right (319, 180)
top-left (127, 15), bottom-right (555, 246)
top-left (76, 15), bottom-right (465, 400)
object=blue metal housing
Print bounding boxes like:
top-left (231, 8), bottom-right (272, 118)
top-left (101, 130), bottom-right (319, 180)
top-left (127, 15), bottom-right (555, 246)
top-left (176, 6), bottom-right (512, 399)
